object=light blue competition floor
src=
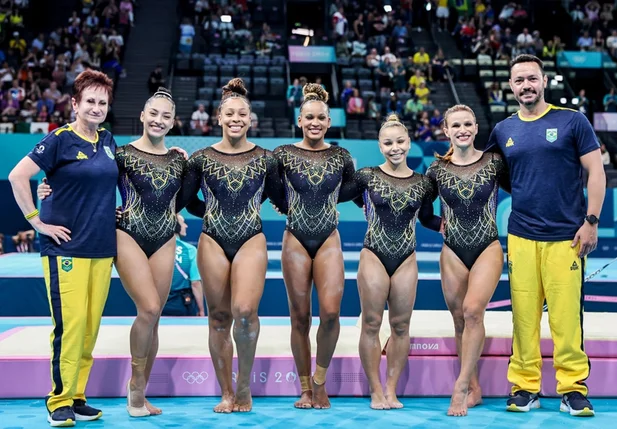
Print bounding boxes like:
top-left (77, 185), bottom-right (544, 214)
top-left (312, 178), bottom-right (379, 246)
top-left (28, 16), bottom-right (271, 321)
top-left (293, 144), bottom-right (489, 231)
top-left (0, 397), bottom-right (616, 429)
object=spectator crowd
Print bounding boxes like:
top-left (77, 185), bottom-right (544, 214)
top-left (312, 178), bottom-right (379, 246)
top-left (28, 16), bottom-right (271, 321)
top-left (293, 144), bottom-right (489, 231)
top-left (0, 0), bottom-right (134, 134)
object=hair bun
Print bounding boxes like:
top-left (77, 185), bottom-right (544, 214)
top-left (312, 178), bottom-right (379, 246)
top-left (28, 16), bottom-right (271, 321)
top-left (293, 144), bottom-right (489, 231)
top-left (386, 113), bottom-right (400, 123)
top-left (155, 86), bottom-right (172, 98)
top-left (302, 83), bottom-right (329, 103)
top-left (222, 78), bottom-right (248, 97)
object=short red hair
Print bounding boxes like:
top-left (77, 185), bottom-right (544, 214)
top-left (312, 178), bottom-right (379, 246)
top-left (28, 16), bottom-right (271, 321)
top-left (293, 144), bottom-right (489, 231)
top-left (72, 70), bottom-right (114, 104)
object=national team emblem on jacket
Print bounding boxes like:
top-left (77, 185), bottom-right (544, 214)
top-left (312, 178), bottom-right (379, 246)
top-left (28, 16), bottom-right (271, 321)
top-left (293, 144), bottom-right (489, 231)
top-left (546, 128), bottom-right (558, 143)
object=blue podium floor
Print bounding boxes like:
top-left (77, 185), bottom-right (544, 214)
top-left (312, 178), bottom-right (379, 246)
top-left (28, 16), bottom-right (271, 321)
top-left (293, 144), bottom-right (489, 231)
top-left (0, 397), bottom-right (615, 429)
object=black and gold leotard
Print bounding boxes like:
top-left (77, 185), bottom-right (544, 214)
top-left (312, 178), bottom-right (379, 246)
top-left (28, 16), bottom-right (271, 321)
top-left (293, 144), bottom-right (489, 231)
top-left (425, 152), bottom-right (509, 270)
top-left (274, 144), bottom-right (355, 259)
top-left (116, 144), bottom-right (186, 258)
top-left (341, 167), bottom-right (440, 276)
top-left (179, 145), bottom-right (284, 262)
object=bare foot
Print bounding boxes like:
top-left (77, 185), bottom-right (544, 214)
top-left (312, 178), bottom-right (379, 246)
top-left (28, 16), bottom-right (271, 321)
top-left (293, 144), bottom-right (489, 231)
top-left (370, 392), bottom-right (390, 410)
top-left (447, 389), bottom-right (468, 417)
top-left (385, 392), bottom-right (403, 409)
top-left (213, 394), bottom-right (235, 413)
top-left (467, 387), bottom-right (483, 408)
top-left (144, 399), bottom-right (162, 415)
top-left (294, 390), bottom-right (313, 409)
top-left (233, 387), bottom-right (252, 412)
top-left (311, 379), bottom-right (331, 410)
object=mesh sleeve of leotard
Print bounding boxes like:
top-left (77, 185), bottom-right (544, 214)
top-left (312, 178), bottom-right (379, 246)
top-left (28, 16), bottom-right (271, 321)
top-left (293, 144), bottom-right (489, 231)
top-left (337, 149), bottom-right (361, 203)
top-left (353, 167), bottom-right (372, 208)
top-left (263, 149), bottom-right (288, 214)
top-left (175, 153), bottom-right (203, 213)
top-left (271, 146), bottom-right (290, 214)
top-left (419, 168), bottom-right (442, 232)
top-left (338, 167), bottom-right (367, 205)
top-left (492, 152), bottom-right (512, 194)
top-left (184, 195), bottom-right (206, 218)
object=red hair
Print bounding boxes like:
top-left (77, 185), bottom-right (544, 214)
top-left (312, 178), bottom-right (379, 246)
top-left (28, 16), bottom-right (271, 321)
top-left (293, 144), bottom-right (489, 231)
top-left (72, 70), bottom-right (114, 104)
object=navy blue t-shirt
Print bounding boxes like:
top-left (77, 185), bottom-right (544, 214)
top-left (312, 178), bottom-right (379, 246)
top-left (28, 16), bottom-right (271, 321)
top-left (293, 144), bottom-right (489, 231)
top-left (486, 105), bottom-right (600, 241)
top-left (27, 124), bottom-right (119, 258)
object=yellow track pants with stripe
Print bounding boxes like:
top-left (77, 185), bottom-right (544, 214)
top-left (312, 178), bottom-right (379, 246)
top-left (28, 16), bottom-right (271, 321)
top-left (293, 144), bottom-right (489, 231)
top-left (42, 256), bottom-right (113, 412)
top-left (507, 234), bottom-right (590, 396)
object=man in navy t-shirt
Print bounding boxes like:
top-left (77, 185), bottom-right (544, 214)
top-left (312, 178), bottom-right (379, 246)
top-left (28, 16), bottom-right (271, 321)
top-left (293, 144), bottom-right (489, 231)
top-left (486, 54), bottom-right (605, 417)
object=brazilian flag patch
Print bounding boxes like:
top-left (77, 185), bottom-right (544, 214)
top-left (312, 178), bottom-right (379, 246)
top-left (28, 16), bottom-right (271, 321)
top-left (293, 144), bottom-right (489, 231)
top-left (61, 257), bottom-right (73, 272)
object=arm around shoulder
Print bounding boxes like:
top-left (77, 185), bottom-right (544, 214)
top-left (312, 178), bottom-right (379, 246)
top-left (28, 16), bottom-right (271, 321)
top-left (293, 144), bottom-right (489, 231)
top-left (418, 175), bottom-right (441, 232)
top-left (175, 155), bottom-right (201, 212)
top-left (492, 152), bottom-right (512, 193)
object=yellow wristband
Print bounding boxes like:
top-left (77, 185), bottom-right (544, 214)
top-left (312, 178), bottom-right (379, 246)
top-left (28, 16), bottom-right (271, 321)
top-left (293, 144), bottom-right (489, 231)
top-left (25, 209), bottom-right (39, 220)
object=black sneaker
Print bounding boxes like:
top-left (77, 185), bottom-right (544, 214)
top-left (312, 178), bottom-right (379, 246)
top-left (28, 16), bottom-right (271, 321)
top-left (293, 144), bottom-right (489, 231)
top-left (47, 406), bottom-right (75, 427)
top-left (506, 390), bottom-right (540, 412)
top-left (73, 399), bottom-right (103, 421)
top-left (560, 392), bottom-right (595, 417)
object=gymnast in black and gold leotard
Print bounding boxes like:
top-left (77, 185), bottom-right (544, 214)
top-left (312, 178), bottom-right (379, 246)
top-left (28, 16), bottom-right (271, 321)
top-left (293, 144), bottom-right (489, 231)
top-left (181, 145), bottom-right (282, 262)
top-left (341, 114), bottom-right (440, 410)
top-left (426, 151), bottom-right (508, 270)
top-left (275, 83), bottom-right (354, 410)
top-left (274, 144), bottom-right (354, 259)
top-left (424, 105), bottom-right (510, 417)
top-left (348, 166), bottom-right (440, 276)
top-left (116, 144), bottom-right (186, 258)
top-left (176, 78), bottom-right (285, 415)
top-left (114, 88), bottom-right (192, 418)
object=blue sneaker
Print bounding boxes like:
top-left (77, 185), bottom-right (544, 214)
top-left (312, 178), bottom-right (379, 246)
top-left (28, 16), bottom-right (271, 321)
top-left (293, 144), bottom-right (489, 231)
top-left (506, 390), bottom-right (540, 412)
top-left (560, 392), bottom-right (595, 417)
top-left (47, 406), bottom-right (75, 427)
top-left (73, 399), bottom-right (103, 421)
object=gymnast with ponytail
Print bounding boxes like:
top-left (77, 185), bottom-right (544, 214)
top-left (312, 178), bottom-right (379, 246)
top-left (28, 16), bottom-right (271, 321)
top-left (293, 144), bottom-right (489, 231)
top-left (425, 104), bottom-right (510, 417)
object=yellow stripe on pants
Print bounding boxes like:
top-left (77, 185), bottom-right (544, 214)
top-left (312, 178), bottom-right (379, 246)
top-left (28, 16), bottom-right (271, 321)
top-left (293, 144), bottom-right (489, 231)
top-left (506, 234), bottom-right (590, 396)
top-left (42, 256), bottom-right (112, 412)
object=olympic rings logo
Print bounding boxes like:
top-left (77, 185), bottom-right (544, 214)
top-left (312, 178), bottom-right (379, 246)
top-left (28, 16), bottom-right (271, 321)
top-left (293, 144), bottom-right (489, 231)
top-left (182, 371), bottom-right (209, 384)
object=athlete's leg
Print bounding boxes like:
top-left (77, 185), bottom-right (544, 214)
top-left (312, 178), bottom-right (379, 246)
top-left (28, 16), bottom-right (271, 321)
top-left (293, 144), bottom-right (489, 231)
top-left (449, 242), bottom-right (502, 417)
top-left (384, 252), bottom-right (418, 409)
top-left (357, 249), bottom-right (391, 409)
top-left (115, 231), bottom-right (167, 414)
top-left (198, 233), bottom-right (234, 413)
top-left (281, 230), bottom-right (314, 409)
top-left (230, 233), bottom-right (268, 412)
top-left (439, 244), bottom-right (472, 405)
top-left (311, 231), bottom-right (345, 409)
top-left (140, 237), bottom-right (176, 415)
